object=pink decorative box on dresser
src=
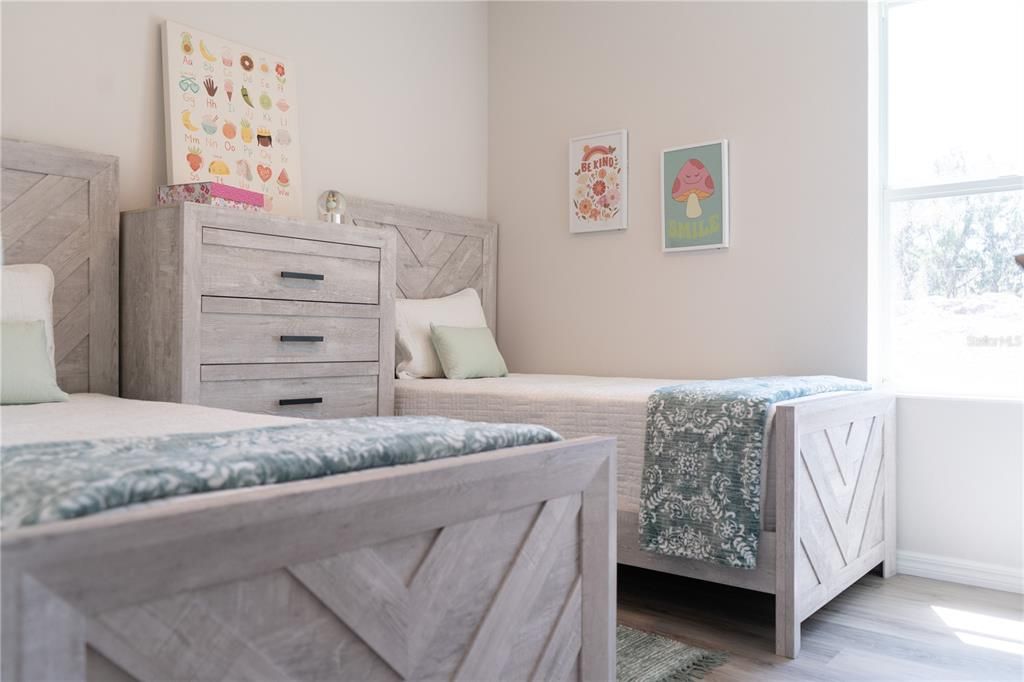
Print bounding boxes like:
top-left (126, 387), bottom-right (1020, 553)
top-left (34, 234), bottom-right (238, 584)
top-left (157, 182), bottom-right (265, 212)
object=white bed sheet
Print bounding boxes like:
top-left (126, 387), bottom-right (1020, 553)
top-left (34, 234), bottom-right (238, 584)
top-left (395, 373), bottom-right (788, 530)
top-left (1, 393), bottom-right (301, 447)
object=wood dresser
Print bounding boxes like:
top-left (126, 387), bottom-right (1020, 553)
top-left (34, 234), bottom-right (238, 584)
top-left (120, 203), bottom-right (396, 417)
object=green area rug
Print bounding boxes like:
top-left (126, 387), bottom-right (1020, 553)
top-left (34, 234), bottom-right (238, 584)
top-left (618, 625), bottom-right (728, 682)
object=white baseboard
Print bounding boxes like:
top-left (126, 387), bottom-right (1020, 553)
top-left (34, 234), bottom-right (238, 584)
top-left (896, 550), bottom-right (1023, 594)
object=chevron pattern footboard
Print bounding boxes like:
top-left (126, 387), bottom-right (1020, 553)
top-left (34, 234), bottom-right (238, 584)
top-left (796, 415), bottom-right (887, 620)
top-left (4, 438), bottom-right (616, 681)
top-left (84, 498), bottom-right (584, 681)
top-left (775, 393), bottom-right (895, 658)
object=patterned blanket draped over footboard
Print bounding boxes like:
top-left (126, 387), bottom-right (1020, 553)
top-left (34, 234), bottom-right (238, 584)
top-left (639, 376), bottom-right (870, 568)
top-left (1, 416), bottom-right (560, 529)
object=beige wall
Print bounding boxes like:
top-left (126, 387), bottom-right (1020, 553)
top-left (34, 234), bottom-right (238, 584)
top-left (488, 1), bottom-right (1023, 587)
top-left (1, 2), bottom-right (489, 219)
top-left (489, 1), bottom-right (869, 379)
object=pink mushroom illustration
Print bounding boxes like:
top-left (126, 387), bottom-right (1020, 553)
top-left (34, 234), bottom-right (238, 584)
top-left (671, 158), bottom-right (715, 219)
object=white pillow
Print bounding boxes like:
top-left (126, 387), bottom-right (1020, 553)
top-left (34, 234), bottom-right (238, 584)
top-left (2, 264), bottom-right (57, 371)
top-left (395, 288), bottom-right (488, 379)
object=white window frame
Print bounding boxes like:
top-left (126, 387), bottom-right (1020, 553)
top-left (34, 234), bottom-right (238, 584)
top-left (876, 0), bottom-right (1024, 395)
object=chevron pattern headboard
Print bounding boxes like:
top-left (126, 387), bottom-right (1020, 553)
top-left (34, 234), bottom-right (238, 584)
top-left (1, 139), bottom-right (119, 394)
top-left (348, 197), bottom-right (498, 332)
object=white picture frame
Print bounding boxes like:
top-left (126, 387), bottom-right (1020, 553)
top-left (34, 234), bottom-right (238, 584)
top-left (661, 139), bottom-right (729, 252)
top-left (569, 129), bottom-right (628, 233)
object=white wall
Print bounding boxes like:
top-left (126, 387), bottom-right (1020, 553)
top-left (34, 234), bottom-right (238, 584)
top-left (489, 1), bottom-right (1023, 588)
top-left (896, 397), bottom-right (1023, 591)
top-left (1, 1), bottom-right (489, 219)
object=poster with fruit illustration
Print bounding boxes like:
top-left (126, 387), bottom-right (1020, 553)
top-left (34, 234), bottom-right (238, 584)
top-left (569, 130), bottom-right (627, 233)
top-left (661, 140), bottom-right (729, 252)
top-left (161, 21), bottom-right (302, 216)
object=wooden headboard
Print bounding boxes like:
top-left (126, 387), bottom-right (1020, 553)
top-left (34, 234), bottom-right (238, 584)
top-left (348, 197), bottom-right (498, 331)
top-left (1, 139), bottom-right (119, 394)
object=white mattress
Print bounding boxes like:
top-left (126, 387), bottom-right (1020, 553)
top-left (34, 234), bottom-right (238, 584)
top-left (394, 373), bottom-right (780, 530)
top-left (1, 393), bottom-right (300, 447)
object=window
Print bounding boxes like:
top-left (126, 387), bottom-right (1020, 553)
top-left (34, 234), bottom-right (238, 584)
top-left (880, 0), bottom-right (1024, 398)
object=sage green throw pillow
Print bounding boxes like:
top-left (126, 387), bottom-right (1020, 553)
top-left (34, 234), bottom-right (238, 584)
top-left (1, 321), bottom-right (69, 405)
top-left (430, 324), bottom-right (508, 380)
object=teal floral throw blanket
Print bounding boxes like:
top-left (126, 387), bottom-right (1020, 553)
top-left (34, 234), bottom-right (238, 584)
top-left (2, 416), bottom-right (560, 529)
top-left (639, 376), bottom-right (870, 569)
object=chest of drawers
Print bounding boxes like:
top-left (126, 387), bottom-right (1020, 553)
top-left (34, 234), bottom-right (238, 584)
top-left (120, 203), bottom-right (396, 418)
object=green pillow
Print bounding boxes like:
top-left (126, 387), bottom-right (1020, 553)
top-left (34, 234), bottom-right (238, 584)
top-left (1, 320), bottom-right (69, 405)
top-left (430, 324), bottom-right (508, 380)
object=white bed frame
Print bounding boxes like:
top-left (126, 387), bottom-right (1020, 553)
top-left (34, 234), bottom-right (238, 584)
top-left (349, 197), bottom-right (898, 658)
top-left (0, 141), bottom-right (618, 681)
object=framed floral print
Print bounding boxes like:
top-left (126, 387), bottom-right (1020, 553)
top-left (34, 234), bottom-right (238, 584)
top-left (569, 130), bottom-right (627, 233)
top-left (662, 140), bottom-right (729, 252)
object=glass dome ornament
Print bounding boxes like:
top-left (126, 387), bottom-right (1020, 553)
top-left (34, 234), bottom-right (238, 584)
top-left (317, 190), bottom-right (347, 224)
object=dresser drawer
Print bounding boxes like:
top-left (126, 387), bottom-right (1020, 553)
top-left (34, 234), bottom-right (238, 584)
top-left (201, 227), bottom-right (380, 304)
top-left (200, 310), bottom-right (378, 364)
top-left (197, 364), bottom-right (378, 417)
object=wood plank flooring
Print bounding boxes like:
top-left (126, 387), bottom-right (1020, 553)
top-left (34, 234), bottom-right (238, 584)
top-left (618, 566), bottom-right (1024, 681)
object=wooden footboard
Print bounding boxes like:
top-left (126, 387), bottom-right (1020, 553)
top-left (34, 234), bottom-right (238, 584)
top-left (1, 436), bottom-right (616, 681)
top-left (775, 391), bottom-right (896, 657)
top-left (616, 390), bottom-right (895, 660)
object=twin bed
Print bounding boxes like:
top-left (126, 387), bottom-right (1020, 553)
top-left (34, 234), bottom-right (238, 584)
top-left (1, 141), bottom-right (616, 681)
top-left (1, 138), bottom-right (894, 682)
top-left (349, 199), bottom-right (897, 659)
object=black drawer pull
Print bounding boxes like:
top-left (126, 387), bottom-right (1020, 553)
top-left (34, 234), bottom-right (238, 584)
top-left (279, 397), bottom-right (323, 406)
top-left (280, 271), bottom-right (325, 281)
top-left (280, 335), bottom-right (324, 343)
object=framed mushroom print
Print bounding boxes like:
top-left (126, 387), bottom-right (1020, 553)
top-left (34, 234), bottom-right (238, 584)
top-left (662, 140), bottom-right (729, 252)
top-left (161, 20), bottom-right (303, 216)
top-left (569, 130), bottom-right (627, 233)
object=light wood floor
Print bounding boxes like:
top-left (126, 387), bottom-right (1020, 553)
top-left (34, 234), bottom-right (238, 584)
top-left (618, 566), bottom-right (1024, 681)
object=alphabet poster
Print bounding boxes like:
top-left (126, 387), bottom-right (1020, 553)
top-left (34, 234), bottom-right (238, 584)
top-left (161, 21), bottom-right (303, 216)
top-left (569, 130), bottom-right (627, 233)
top-left (662, 140), bottom-right (729, 252)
